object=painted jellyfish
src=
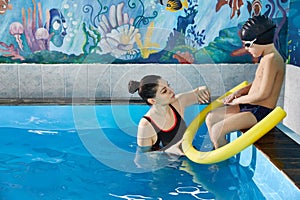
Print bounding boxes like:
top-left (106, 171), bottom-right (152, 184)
top-left (35, 28), bottom-right (50, 50)
top-left (9, 22), bottom-right (24, 51)
top-left (22, 0), bottom-right (52, 52)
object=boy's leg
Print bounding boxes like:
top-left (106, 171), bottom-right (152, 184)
top-left (206, 105), bottom-right (240, 125)
top-left (210, 112), bottom-right (257, 148)
top-left (206, 105), bottom-right (240, 139)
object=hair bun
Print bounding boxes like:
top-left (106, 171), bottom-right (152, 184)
top-left (128, 80), bottom-right (140, 94)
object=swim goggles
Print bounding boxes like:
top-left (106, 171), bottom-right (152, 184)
top-left (243, 24), bottom-right (276, 48)
top-left (244, 38), bottom-right (257, 48)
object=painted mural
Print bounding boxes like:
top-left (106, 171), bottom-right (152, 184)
top-left (0, 0), bottom-right (292, 64)
top-left (287, 0), bottom-right (300, 67)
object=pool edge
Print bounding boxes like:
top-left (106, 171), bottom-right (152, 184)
top-left (277, 123), bottom-right (300, 145)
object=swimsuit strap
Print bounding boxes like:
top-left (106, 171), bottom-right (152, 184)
top-left (143, 104), bottom-right (178, 132)
top-left (142, 116), bottom-right (161, 133)
top-left (142, 116), bottom-right (161, 150)
top-left (169, 104), bottom-right (181, 121)
top-left (142, 104), bottom-right (186, 148)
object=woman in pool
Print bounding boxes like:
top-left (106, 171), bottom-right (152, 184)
top-left (206, 15), bottom-right (285, 149)
top-left (128, 75), bottom-right (210, 155)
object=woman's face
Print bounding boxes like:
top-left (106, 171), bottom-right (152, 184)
top-left (153, 79), bottom-right (176, 105)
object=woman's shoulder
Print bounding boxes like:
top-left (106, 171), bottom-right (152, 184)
top-left (137, 116), bottom-right (156, 139)
top-left (171, 100), bottom-right (184, 115)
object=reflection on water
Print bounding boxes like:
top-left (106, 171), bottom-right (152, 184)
top-left (178, 146), bottom-right (264, 200)
top-left (107, 141), bottom-right (263, 200)
top-left (0, 127), bottom-right (282, 200)
top-left (170, 185), bottom-right (213, 199)
top-left (109, 193), bottom-right (158, 199)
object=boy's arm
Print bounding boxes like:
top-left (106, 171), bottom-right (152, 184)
top-left (232, 58), bottom-right (277, 104)
top-left (223, 83), bottom-right (252, 104)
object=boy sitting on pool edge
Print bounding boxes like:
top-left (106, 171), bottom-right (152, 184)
top-left (206, 15), bottom-right (285, 149)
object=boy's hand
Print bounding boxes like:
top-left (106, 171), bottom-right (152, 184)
top-left (223, 92), bottom-right (241, 105)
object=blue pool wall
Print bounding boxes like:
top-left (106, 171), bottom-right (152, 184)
top-left (0, 63), bottom-right (299, 136)
top-left (0, 104), bottom-right (207, 132)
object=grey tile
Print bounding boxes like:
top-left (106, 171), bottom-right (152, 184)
top-left (195, 64), bottom-right (224, 97)
top-left (132, 64), bottom-right (177, 84)
top-left (42, 65), bottom-right (65, 98)
top-left (110, 64), bottom-right (134, 98)
top-left (88, 64), bottom-right (110, 98)
top-left (0, 64), bottom-right (18, 98)
top-left (176, 64), bottom-right (201, 93)
top-left (285, 64), bottom-right (300, 99)
top-left (243, 64), bottom-right (257, 82)
top-left (111, 64), bottom-right (179, 98)
top-left (19, 64), bottom-right (43, 98)
top-left (65, 64), bottom-right (88, 98)
top-left (283, 96), bottom-right (300, 134)
top-left (283, 65), bottom-right (300, 134)
top-left (221, 64), bottom-right (246, 91)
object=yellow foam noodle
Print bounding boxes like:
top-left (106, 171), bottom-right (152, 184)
top-left (182, 81), bottom-right (287, 164)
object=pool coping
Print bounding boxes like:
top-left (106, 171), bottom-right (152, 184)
top-left (277, 123), bottom-right (300, 145)
top-left (0, 96), bottom-right (223, 105)
top-left (0, 98), bottom-right (145, 105)
top-left (254, 125), bottom-right (300, 189)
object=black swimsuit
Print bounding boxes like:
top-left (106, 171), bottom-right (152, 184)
top-left (143, 104), bottom-right (187, 151)
top-left (239, 104), bottom-right (273, 122)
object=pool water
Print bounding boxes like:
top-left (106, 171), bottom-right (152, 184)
top-left (0, 105), bottom-right (299, 200)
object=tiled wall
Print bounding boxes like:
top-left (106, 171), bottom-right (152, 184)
top-left (0, 63), bottom-right (285, 108)
top-left (0, 64), bottom-right (259, 100)
top-left (284, 64), bottom-right (300, 134)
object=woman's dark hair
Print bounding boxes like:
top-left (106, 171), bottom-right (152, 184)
top-left (241, 15), bottom-right (276, 45)
top-left (128, 75), bottom-right (161, 105)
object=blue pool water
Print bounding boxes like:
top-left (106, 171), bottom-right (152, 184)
top-left (0, 105), bottom-right (299, 200)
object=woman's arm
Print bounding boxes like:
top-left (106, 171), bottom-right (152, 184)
top-left (176, 86), bottom-right (210, 109)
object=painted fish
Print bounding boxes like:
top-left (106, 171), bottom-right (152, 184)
top-left (251, 0), bottom-right (262, 16)
top-left (47, 8), bottom-right (67, 47)
top-left (216, 0), bottom-right (244, 19)
top-left (0, 0), bottom-right (12, 15)
top-left (159, 0), bottom-right (188, 12)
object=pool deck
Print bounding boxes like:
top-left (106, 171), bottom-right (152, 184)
top-left (255, 127), bottom-right (300, 189)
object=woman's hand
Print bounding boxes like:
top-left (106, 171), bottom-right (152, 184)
top-left (196, 86), bottom-right (210, 104)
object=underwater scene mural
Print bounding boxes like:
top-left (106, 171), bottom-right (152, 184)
top-left (287, 0), bottom-right (300, 67)
top-left (0, 0), bottom-right (293, 64)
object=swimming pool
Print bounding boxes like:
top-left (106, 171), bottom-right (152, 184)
top-left (0, 105), bottom-right (299, 199)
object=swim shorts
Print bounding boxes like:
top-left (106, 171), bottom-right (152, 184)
top-left (239, 104), bottom-right (273, 122)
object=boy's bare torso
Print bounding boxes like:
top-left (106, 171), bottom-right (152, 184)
top-left (248, 51), bottom-right (285, 108)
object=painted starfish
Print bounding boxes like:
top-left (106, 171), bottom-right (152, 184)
top-left (135, 21), bottom-right (160, 59)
